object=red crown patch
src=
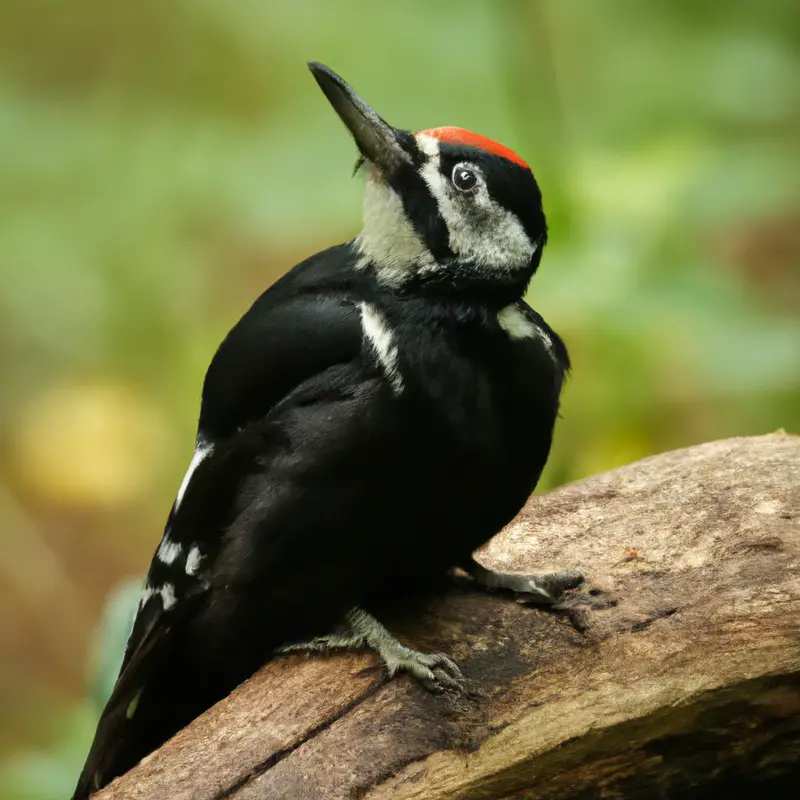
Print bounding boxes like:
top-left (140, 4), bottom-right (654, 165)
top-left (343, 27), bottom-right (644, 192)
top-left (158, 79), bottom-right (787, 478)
top-left (417, 126), bottom-right (529, 170)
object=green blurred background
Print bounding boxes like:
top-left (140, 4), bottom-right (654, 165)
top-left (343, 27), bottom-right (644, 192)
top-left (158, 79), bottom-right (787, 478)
top-left (1, 1), bottom-right (798, 796)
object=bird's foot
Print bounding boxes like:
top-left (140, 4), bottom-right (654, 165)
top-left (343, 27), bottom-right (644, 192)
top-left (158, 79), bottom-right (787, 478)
top-left (378, 641), bottom-right (464, 693)
top-left (346, 608), bottom-right (464, 693)
top-left (512, 573), bottom-right (617, 632)
top-left (464, 562), bottom-right (614, 632)
top-left (278, 608), bottom-right (464, 693)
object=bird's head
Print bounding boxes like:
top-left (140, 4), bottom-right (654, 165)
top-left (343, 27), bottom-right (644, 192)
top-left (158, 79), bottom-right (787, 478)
top-left (309, 62), bottom-right (546, 304)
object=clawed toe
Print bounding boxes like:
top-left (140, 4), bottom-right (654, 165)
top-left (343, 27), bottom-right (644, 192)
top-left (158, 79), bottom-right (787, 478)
top-left (513, 569), bottom-right (586, 605)
top-left (387, 649), bottom-right (465, 693)
top-left (535, 568), bottom-right (585, 599)
top-left (425, 654), bottom-right (465, 692)
top-left (540, 586), bottom-right (618, 632)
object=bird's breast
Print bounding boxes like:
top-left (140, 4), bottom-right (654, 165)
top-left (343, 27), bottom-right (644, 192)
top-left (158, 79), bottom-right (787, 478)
top-left (381, 308), bottom-right (561, 494)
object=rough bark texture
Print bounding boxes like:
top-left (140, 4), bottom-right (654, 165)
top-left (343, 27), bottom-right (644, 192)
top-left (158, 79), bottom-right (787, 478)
top-left (97, 433), bottom-right (800, 799)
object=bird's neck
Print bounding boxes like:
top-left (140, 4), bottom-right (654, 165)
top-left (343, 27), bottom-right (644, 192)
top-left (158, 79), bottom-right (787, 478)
top-left (352, 175), bottom-right (535, 307)
top-left (353, 177), bottom-right (436, 286)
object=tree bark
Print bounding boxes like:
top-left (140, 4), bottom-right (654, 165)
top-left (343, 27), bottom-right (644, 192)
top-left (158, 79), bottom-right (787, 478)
top-left (97, 433), bottom-right (800, 799)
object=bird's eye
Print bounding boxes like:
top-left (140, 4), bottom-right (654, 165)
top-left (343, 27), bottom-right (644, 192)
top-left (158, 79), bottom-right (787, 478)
top-left (451, 164), bottom-right (478, 192)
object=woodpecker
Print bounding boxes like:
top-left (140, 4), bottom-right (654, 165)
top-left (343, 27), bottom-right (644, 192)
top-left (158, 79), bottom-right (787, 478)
top-left (73, 62), bottom-right (576, 798)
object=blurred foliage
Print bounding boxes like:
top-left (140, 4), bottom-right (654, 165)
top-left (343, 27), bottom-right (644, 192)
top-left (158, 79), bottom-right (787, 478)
top-left (0, 0), bottom-right (798, 797)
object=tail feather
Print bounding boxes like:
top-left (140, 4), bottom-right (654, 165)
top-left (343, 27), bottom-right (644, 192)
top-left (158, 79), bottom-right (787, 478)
top-left (72, 689), bottom-right (142, 800)
top-left (72, 612), bottom-right (181, 798)
top-left (72, 655), bottom-right (216, 797)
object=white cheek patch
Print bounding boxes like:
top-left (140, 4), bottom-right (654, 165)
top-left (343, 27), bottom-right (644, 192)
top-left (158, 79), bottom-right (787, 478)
top-left (359, 302), bottom-right (404, 394)
top-left (498, 304), bottom-right (555, 357)
top-left (355, 173), bottom-right (436, 285)
top-left (175, 439), bottom-right (213, 512)
top-left (419, 160), bottom-right (535, 272)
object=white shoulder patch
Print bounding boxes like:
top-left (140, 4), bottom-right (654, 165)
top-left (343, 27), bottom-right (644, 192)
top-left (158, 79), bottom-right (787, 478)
top-left (497, 305), bottom-right (538, 339)
top-left (498, 305), bottom-right (555, 356)
top-left (359, 303), bottom-right (404, 394)
top-left (175, 440), bottom-right (213, 512)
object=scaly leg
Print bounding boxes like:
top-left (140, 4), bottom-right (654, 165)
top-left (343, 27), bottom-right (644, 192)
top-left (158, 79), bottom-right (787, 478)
top-left (277, 626), bottom-right (367, 654)
top-left (278, 607), bottom-right (464, 693)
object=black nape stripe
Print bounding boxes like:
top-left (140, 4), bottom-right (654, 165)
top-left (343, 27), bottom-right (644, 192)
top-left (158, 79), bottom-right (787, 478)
top-left (398, 171), bottom-right (453, 263)
top-left (393, 135), bottom-right (453, 263)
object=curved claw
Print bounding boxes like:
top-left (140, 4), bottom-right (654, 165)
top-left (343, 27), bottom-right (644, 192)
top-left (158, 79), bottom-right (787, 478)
top-left (425, 653), bottom-right (465, 692)
top-left (387, 649), bottom-right (465, 693)
top-left (340, 609), bottom-right (466, 694)
top-left (532, 569), bottom-right (585, 600)
top-left (513, 569), bottom-right (586, 604)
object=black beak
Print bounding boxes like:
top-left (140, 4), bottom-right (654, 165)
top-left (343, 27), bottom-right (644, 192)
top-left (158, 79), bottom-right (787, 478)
top-left (308, 62), bottom-right (411, 177)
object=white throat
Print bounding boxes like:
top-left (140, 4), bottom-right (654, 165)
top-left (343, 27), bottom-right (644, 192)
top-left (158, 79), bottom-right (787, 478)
top-left (354, 172), bottom-right (436, 286)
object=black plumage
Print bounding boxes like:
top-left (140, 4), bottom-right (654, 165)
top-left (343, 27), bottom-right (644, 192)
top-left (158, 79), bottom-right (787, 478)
top-left (73, 63), bottom-right (570, 798)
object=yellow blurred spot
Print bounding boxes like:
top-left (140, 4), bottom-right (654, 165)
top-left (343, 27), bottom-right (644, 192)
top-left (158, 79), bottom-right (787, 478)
top-left (571, 138), bottom-right (704, 225)
top-left (573, 431), bottom-right (653, 480)
top-left (13, 380), bottom-right (170, 508)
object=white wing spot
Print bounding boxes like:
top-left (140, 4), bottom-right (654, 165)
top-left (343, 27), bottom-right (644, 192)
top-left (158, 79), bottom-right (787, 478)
top-left (139, 584), bottom-right (154, 609)
top-left (175, 440), bottom-right (213, 511)
top-left (139, 582), bottom-right (179, 612)
top-left (157, 537), bottom-right (182, 565)
top-left (185, 546), bottom-right (204, 576)
top-left (159, 583), bottom-right (177, 610)
top-left (360, 303), bottom-right (404, 394)
top-left (498, 305), bottom-right (554, 356)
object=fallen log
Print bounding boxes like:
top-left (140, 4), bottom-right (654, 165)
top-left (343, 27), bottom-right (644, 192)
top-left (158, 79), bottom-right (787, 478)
top-left (97, 432), bottom-right (800, 799)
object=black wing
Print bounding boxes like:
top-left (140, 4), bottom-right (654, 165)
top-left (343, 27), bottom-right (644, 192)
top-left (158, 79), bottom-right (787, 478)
top-left (74, 245), bottom-right (375, 798)
top-left (73, 365), bottom-right (402, 798)
top-left (111, 245), bottom-right (366, 683)
top-left (199, 243), bottom-right (365, 441)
